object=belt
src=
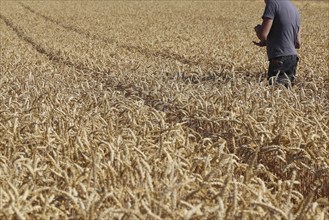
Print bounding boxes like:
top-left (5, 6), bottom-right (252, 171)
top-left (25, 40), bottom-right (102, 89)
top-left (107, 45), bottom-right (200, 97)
top-left (270, 55), bottom-right (297, 65)
top-left (270, 59), bottom-right (283, 66)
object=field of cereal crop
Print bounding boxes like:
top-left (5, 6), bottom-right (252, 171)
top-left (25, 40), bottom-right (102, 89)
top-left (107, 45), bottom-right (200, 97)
top-left (0, 0), bottom-right (328, 219)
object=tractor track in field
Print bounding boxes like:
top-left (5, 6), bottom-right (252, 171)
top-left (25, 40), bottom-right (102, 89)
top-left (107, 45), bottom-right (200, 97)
top-left (0, 13), bottom-right (238, 143)
top-left (0, 13), bottom-right (89, 72)
top-left (0, 13), bottom-right (160, 110)
top-left (19, 2), bottom-right (234, 70)
top-left (18, 2), bottom-right (94, 39)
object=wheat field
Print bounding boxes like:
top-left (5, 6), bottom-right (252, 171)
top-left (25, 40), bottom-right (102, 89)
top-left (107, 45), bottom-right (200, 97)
top-left (0, 0), bottom-right (328, 219)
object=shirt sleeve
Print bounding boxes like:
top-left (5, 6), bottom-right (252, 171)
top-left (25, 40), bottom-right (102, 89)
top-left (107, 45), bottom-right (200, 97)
top-left (262, 1), bottom-right (276, 20)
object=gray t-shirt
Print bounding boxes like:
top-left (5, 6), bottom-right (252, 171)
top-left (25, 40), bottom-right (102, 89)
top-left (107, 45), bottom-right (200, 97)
top-left (262, 0), bottom-right (300, 60)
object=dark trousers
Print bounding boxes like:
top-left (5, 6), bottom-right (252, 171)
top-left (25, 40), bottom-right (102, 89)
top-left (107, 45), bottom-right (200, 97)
top-left (268, 55), bottom-right (299, 87)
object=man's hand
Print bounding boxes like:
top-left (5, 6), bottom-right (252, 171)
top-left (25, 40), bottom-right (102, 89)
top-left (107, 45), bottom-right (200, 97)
top-left (254, 24), bottom-right (262, 34)
top-left (253, 40), bottom-right (266, 47)
top-left (253, 24), bottom-right (267, 47)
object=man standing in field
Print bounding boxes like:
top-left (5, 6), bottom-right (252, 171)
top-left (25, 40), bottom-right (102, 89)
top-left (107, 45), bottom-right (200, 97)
top-left (253, 0), bottom-right (301, 87)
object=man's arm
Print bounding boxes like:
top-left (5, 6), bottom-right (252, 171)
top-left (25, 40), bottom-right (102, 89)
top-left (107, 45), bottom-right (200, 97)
top-left (253, 18), bottom-right (272, 47)
top-left (295, 29), bottom-right (301, 49)
top-left (256, 18), bottom-right (273, 41)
